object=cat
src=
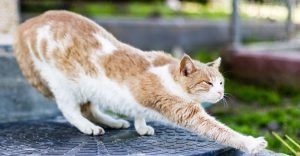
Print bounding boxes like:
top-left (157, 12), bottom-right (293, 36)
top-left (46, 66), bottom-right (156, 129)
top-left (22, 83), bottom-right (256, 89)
top-left (14, 10), bottom-right (267, 154)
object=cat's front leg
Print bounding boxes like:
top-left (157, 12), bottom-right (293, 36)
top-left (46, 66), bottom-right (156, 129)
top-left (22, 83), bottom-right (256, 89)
top-left (190, 108), bottom-right (267, 154)
top-left (200, 114), bottom-right (268, 154)
top-left (155, 100), bottom-right (267, 154)
top-left (134, 115), bottom-right (155, 135)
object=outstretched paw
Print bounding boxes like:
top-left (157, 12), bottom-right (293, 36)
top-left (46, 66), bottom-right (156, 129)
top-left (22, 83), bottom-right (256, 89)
top-left (136, 125), bottom-right (155, 136)
top-left (245, 136), bottom-right (268, 154)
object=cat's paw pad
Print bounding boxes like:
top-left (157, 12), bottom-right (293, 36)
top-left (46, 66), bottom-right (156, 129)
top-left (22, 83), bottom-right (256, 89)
top-left (110, 119), bottom-right (130, 129)
top-left (245, 136), bottom-right (268, 154)
top-left (80, 125), bottom-right (105, 136)
top-left (136, 125), bottom-right (155, 136)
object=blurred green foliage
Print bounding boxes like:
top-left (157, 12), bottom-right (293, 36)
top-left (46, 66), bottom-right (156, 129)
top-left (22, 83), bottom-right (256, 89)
top-left (22, 1), bottom-right (230, 19)
top-left (71, 3), bottom-right (116, 17)
top-left (71, 2), bottom-right (229, 19)
top-left (21, 0), bottom-right (289, 22)
top-left (225, 80), bottom-right (281, 106)
top-left (193, 50), bottom-right (300, 155)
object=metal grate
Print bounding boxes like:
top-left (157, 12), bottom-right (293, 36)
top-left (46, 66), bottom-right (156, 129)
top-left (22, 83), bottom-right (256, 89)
top-left (0, 119), bottom-right (235, 156)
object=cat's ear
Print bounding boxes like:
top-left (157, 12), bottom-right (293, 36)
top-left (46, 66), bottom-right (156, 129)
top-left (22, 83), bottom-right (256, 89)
top-left (207, 57), bottom-right (221, 69)
top-left (179, 54), bottom-right (196, 76)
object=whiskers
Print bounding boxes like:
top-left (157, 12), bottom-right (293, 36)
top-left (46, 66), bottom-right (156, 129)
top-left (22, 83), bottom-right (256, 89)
top-left (220, 93), bottom-right (233, 108)
top-left (220, 98), bottom-right (229, 108)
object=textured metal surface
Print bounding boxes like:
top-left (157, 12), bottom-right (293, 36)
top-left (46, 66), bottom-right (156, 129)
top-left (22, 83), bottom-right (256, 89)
top-left (0, 119), bottom-right (237, 156)
top-left (0, 50), bottom-right (59, 123)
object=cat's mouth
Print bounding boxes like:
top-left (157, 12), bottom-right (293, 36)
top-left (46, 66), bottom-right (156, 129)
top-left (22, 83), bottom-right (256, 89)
top-left (212, 96), bottom-right (224, 103)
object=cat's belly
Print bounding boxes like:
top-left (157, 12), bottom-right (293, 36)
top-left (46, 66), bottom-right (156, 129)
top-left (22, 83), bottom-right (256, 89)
top-left (79, 75), bottom-right (163, 120)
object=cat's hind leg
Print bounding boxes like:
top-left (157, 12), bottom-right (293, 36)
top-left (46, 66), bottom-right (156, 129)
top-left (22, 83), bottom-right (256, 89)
top-left (81, 103), bottom-right (130, 129)
top-left (134, 115), bottom-right (154, 136)
top-left (55, 95), bottom-right (105, 135)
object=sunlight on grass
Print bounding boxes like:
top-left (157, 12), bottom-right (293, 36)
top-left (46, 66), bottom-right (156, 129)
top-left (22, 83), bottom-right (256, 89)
top-left (239, 1), bottom-right (300, 24)
top-left (240, 2), bottom-right (287, 21)
top-left (181, 1), bottom-right (230, 19)
top-left (67, 1), bottom-right (231, 19)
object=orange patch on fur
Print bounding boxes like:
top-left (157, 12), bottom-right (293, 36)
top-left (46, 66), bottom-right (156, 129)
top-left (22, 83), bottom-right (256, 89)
top-left (100, 50), bottom-right (151, 81)
top-left (14, 32), bottom-right (52, 97)
top-left (151, 52), bottom-right (176, 67)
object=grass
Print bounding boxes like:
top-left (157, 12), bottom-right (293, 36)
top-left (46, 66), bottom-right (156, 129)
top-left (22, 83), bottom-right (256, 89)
top-left (70, 2), bottom-right (230, 19)
top-left (225, 80), bottom-right (281, 106)
top-left (23, 1), bottom-right (231, 19)
top-left (193, 50), bottom-right (300, 155)
top-left (23, 1), bottom-right (300, 25)
top-left (70, 2), bottom-right (116, 17)
top-left (272, 132), bottom-right (300, 156)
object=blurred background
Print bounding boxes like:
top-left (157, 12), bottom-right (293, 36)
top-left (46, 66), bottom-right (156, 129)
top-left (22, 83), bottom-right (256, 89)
top-left (0, 0), bottom-right (299, 155)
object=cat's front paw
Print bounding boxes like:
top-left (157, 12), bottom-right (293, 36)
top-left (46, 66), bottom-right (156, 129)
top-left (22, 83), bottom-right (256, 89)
top-left (136, 125), bottom-right (155, 136)
top-left (244, 136), bottom-right (268, 154)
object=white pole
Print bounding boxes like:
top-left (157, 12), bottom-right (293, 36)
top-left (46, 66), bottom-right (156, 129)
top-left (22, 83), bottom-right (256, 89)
top-left (286, 0), bottom-right (295, 40)
top-left (230, 0), bottom-right (240, 50)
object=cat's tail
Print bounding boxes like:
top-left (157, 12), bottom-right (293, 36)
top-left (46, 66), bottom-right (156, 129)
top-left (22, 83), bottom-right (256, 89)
top-left (13, 32), bottom-right (53, 98)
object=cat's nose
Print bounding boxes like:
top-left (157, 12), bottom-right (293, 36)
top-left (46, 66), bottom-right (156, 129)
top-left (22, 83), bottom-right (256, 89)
top-left (217, 91), bottom-right (223, 97)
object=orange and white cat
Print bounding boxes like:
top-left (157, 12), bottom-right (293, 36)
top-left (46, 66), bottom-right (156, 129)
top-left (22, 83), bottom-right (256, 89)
top-left (14, 10), bottom-right (267, 154)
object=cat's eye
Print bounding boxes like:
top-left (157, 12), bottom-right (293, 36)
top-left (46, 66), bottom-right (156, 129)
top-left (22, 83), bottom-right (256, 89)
top-left (204, 81), bottom-right (213, 86)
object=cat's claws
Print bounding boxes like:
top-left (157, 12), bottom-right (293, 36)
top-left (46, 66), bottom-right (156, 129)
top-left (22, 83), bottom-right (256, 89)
top-left (136, 125), bottom-right (155, 136)
top-left (245, 136), bottom-right (268, 154)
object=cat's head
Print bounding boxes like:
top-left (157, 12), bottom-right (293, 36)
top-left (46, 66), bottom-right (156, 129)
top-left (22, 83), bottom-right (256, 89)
top-left (176, 54), bottom-right (224, 103)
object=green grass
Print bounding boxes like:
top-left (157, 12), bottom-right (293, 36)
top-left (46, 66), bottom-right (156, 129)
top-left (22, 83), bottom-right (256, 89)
top-left (225, 80), bottom-right (281, 106)
top-left (23, 2), bottom-right (231, 19)
top-left (69, 2), bottom-right (230, 19)
top-left (127, 2), bottom-right (174, 18)
top-left (192, 49), bottom-right (220, 62)
top-left (272, 132), bottom-right (300, 156)
top-left (70, 3), bottom-right (116, 17)
top-left (23, 1), bottom-right (296, 22)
